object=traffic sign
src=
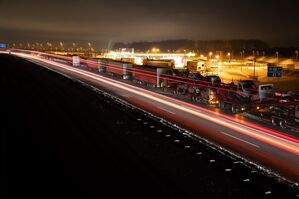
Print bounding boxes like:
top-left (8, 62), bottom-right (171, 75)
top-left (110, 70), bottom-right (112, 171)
top-left (0, 43), bottom-right (6, 48)
top-left (267, 66), bottom-right (282, 77)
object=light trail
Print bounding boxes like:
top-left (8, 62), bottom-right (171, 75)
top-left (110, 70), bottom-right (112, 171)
top-left (12, 49), bottom-right (298, 104)
top-left (16, 52), bottom-right (299, 156)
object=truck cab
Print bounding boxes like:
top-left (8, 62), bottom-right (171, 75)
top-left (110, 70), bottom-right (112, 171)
top-left (295, 105), bottom-right (299, 123)
top-left (236, 80), bottom-right (258, 101)
top-left (258, 84), bottom-right (275, 103)
top-left (205, 75), bottom-right (221, 86)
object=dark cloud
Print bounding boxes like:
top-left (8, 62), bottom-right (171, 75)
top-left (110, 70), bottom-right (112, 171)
top-left (1, 0), bottom-right (298, 48)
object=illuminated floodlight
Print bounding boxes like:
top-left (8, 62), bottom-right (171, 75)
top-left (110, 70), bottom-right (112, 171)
top-left (187, 52), bottom-right (196, 57)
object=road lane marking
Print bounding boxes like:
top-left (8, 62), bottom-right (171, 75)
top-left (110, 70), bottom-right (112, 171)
top-left (219, 116), bottom-right (299, 147)
top-left (265, 191), bottom-right (272, 195)
top-left (159, 107), bottom-right (175, 115)
top-left (119, 93), bottom-right (130, 98)
top-left (220, 131), bottom-right (260, 148)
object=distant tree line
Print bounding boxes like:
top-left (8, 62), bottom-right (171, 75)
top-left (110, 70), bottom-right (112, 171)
top-left (113, 39), bottom-right (269, 53)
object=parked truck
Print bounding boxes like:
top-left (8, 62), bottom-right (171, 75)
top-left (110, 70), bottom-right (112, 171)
top-left (218, 80), bottom-right (258, 113)
top-left (143, 59), bottom-right (175, 68)
top-left (250, 104), bottom-right (299, 131)
top-left (98, 59), bottom-right (133, 80)
top-left (186, 60), bottom-right (205, 73)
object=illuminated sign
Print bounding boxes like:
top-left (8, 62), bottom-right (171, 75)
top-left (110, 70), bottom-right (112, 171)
top-left (0, 43), bottom-right (7, 48)
top-left (267, 65), bottom-right (282, 77)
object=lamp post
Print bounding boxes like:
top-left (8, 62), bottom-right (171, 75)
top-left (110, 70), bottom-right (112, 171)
top-left (253, 50), bottom-right (256, 78)
top-left (88, 42), bottom-right (92, 57)
top-left (73, 43), bottom-right (76, 52)
top-left (227, 52), bottom-right (231, 63)
top-left (209, 52), bottom-right (212, 60)
top-left (59, 42), bottom-right (63, 51)
top-left (295, 50), bottom-right (298, 62)
top-left (276, 51), bottom-right (279, 65)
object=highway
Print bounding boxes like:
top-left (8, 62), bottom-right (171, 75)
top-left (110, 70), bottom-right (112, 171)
top-left (11, 51), bottom-right (299, 184)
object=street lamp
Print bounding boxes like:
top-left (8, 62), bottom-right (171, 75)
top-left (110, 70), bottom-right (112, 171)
top-left (276, 51), bottom-right (279, 64)
top-left (59, 42), bottom-right (63, 51)
top-left (227, 52), bottom-right (231, 62)
top-left (295, 50), bottom-right (298, 62)
top-left (209, 52), bottom-right (213, 60)
top-left (252, 50), bottom-right (256, 78)
top-left (240, 51), bottom-right (245, 60)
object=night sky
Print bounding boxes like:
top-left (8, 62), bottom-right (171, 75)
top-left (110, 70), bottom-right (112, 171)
top-left (0, 0), bottom-right (298, 48)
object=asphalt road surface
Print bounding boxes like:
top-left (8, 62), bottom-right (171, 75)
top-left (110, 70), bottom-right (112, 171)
top-left (13, 51), bottom-right (299, 183)
top-left (1, 54), bottom-right (298, 198)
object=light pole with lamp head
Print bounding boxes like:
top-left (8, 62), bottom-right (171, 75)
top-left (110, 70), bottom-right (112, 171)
top-left (253, 50), bottom-right (256, 78)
